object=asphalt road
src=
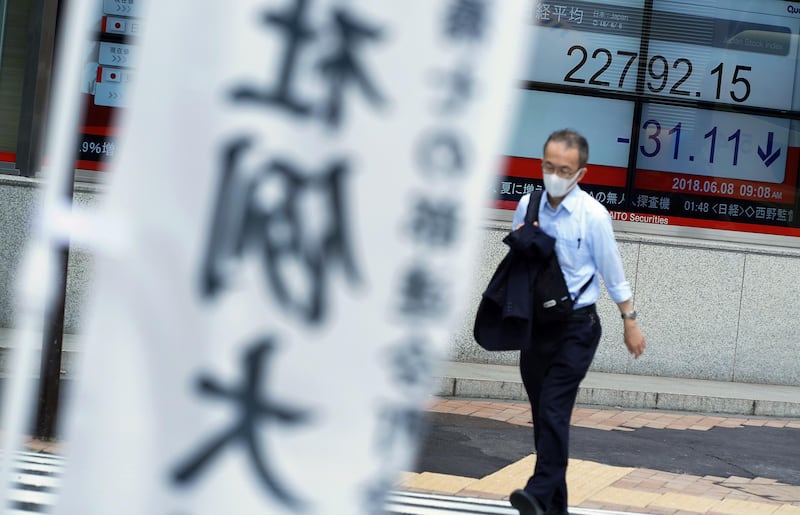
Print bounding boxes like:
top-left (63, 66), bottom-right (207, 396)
top-left (414, 412), bottom-right (800, 485)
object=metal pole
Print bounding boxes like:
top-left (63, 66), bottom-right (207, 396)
top-left (0, 0), bottom-right (8, 74)
top-left (35, 189), bottom-right (74, 439)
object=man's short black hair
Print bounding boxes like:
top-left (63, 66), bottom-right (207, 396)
top-left (544, 129), bottom-right (589, 168)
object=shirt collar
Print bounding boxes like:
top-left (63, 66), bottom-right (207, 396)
top-left (544, 184), bottom-right (582, 214)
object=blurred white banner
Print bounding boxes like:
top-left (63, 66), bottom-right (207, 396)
top-left (52, 1), bottom-right (526, 514)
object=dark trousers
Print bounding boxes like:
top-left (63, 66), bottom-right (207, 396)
top-left (518, 306), bottom-right (601, 512)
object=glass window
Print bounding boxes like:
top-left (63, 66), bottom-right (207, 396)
top-left (0, 0), bottom-right (33, 169)
top-left (497, 0), bottom-right (800, 244)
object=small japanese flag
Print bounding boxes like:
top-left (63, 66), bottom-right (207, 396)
top-left (98, 66), bottom-right (123, 82)
top-left (102, 16), bottom-right (127, 34)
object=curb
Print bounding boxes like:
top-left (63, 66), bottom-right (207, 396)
top-left (436, 362), bottom-right (800, 418)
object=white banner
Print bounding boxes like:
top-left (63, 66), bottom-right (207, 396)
top-left (53, 1), bottom-right (526, 514)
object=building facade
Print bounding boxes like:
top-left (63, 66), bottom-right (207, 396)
top-left (1, 0), bottom-right (799, 385)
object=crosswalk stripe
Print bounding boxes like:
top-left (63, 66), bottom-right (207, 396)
top-left (1, 452), bottom-right (62, 514)
top-left (386, 491), bottom-right (651, 515)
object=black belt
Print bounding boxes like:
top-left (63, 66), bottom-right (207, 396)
top-left (570, 304), bottom-right (596, 318)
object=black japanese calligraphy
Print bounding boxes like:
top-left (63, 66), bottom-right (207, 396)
top-left (435, 65), bottom-right (475, 113)
top-left (317, 9), bottom-right (386, 127)
top-left (409, 197), bottom-right (460, 247)
top-left (386, 335), bottom-right (436, 392)
top-left (398, 264), bottom-right (447, 318)
top-left (201, 137), bottom-right (361, 324)
top-left (232, 0), bottom-right (386, 128)
top-left (232, 0), bottom-right (316, 116)
top-left (172, 338), bottom-right (312, 510)
top-left (416, 130), bottom-right (470, 176)
top-left (445, 0), bottom-right (488, 41)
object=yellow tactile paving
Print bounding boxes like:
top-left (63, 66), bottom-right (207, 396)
top-left (462, 455), bottom-right (535, 495)
top-left (708, 498), bottom-right (784, 515)
top-left (401, 471), bottom-right (477, 494)
top-left (395, 471), bottom-right (419, 485)
top-left (565, 459), bottom-right (634, 504)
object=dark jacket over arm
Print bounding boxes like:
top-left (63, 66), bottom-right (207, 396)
top-left (473, 223), bottom-right (555, 351)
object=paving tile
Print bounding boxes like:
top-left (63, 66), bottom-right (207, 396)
top-left (649, 492), bottom-right (722, 512)
top-left (708, 498), bottom-right (783, 514)
top-left (773, 505), bottom-right (800, 515)
top-left (721, 476), bottom-right (756, 485)
top-left (508, 416), bottom-right (533, 426)
top-left (664, 423), bottom-right (695, 430)
top-left (621, 421), bottom-right (648, 429)
top-left (710, 420), bottom-right (738, 428)
top-left (457, 489), bottom-right (507, 500)
top-left (563, 459), bottom-right (634, 504)
top-left (723, 483), bottom-right (800, 503)
top-left (452, 406), bottom-right (481, 415)
top-left (400, 472), bottom-right (477, 494)
top-left (587, 486), bottom-right (662, 507)
top-left (680, 483), bottom-right (723, 496)
top-left (638, 479), bottom-right (669, 491)
top-left (25, 438), bottom-right (61, 454)
top-left (464, 455), bottom-right (535, 495)
top-left (700, 417), bottom-right (728, 425)
top-left (396, 472), bottom-right (419, 485)
top-left (751, 478), bottom-right (780, 485)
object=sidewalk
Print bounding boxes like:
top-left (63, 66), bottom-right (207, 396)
top-left (7, 334), bottom-right (800, 515)
top-left (435, 361), bottom-right (800, 418)
top-left (411, 361), bottom-right (800, 513)
top-left (401, 398), bottom-right (800, 515)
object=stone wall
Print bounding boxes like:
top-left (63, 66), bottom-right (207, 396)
top-left (450, 222), bottom-right (800, 386)
top-left (2, 177), bottom-right (798, 385)
top-left (0, 176), bottom-right (97, 334)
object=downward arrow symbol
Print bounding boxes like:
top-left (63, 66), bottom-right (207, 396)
top-left (758, 132), bottom-right (782, 168)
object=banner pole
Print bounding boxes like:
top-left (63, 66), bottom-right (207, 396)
top-left (0, 0), bottom-right (95, 507)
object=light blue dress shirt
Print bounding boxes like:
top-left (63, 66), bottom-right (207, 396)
top-left (512, 186), bottom-right (632, 309)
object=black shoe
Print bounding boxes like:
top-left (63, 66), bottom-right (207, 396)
top-left (544, 509), bottom-right (569, 515)
top-left (509, 489), bottom-right (545, 515)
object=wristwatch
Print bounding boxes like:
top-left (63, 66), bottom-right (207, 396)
top-left (621, 310), bottom-right (637, 320)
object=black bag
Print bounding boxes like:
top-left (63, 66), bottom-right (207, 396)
top-left (526, 191), bottom-right (592, 324)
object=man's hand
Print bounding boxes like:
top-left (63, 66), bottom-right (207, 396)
top-left (623, 319), bottom-right (645, 358)
top-left (515, 221), bottom-right (539, 230)
top-left (617, 299), bottom-right (645, 358)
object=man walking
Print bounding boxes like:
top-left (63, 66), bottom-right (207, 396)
top-left (509, 129), bottom-right (646, 515)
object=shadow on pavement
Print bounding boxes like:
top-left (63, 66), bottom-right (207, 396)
top-left (415, 412), bottom-right (800, 485)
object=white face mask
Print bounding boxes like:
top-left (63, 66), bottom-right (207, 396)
top-left (542, 172), bottom-right (578, 198)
